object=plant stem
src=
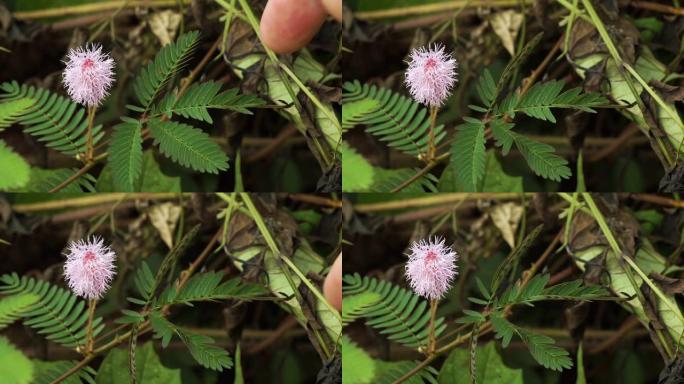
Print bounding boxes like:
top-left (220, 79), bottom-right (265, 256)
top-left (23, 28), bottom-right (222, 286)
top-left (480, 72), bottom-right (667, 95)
top-left (13, 0), bottom-right (189, 19)
top-left (427, 299), bottom-right (438, 354)
top-left (85, 299), bottom-right (97, 354)
top-left (427, 106), bottom-right (438, 162)
top-left (13, 193), bottom-right (181, 213)
top-left (85, 106), bottom-right (96, 162)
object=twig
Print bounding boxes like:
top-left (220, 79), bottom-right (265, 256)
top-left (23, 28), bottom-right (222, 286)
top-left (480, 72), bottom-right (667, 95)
top-left (287, 194), bottom-right (342, 208)
top-left (48, 159), bottom-right (101, 193)
top-left (14, 0), bottom-right (189, 19)
top-left (354, 0), bottom-right (530, 19)
top-left (586, 124), bottom-right (640, 162)
top-left (13, 193), bottom-right (181, 213)
top-left (587, 316), bottom-right (642, 355)
top-left (355, 193), bottom-right (523, 213)
top-left (630, 194), bottom-right (684, 208)
top-left (246, 316), bottom-right (298, 354)
top-left (632, 1), bottom-right (684, 16)
top-left (244, 125), bottom-right (298, 163)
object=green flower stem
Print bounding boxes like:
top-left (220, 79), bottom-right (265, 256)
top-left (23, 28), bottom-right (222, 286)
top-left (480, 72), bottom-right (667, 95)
top-left (85, 299), bottom-right (97, 355)
top-left (85, 106), bottom-right (96, 163)
top-left (427, 298), bottom-right (438, 355)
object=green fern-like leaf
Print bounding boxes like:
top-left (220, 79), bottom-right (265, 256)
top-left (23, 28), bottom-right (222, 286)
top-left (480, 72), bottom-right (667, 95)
top-left (0, 140), bottom-right (30, 190)
top-left (490, 314), bottom-right (572, 371)
top-left (0, 273), bottom-right (104, 348)
top-left (517, 328), bottom-right (572, 371)
top-left (133, 261), bottom-right (155, 302)
top-left (496, 274), bottom-right (609, 307)
top-left (157, 82), bottom-right (263, 122)
top-left (0, 336), bottom-right (33, 384)
top-left (148, 119), bottom-right (229, 173)
top-left (497, 81), bottom-right (606, 123)
top-left (22, 167), bottom-right (96, 193)
top-left (133, 31), bottom-right (200, 110)
top-left (342, 98), bottom-right (379, 131)
top-left (370, 167), bottom-right (438, 193)
top-left (514, 135), bottom-right (571, 181)
top-left (451, 119), bottom-right (486, 191)
top-left (374, 360), bottom-right (439, 384)
top-left (475, 69), bottom-right (497, 108)
top-left (490, 312), bottom-right (515, 348)
top-left (108, 119), bottom-right (142, 192)
top-left (490, 120), bottom-right (570, 181)
top-left (150, 311), bottom-right (233, 371)
top-left (209, 87), bottom-right (266, 115)
top-left (156, 82), bottom-right (222, 123)
top-left (343, 292), bottom-right (381, 326)
top-left (157, 272), bottom-right (266, 306)
top-left (32, 360), bottom-right (96, 384)
top-left (0, 81), bottom-right (104, 156)
top-left (343, 273), bottom-right (446, 348)
top-left (0, 293), bottom-right (39, 329)
top-left (342, 80), bottom-right (446, 157)
top-left (0, 97), bottom-right (34, 129)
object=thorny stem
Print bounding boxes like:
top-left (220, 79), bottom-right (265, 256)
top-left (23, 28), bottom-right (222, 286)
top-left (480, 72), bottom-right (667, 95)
top-left (427, 299), bottom-right (438, 354)
top-left (85, 299), bottom-right (97, 354)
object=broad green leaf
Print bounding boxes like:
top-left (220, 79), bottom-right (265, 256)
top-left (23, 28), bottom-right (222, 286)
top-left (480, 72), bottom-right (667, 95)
top-left (0, 336), bottom-right (33, 384)
top-left (97, 151), bottom-right (181, 192)
top-left (438, 342), bottom-right (522, 384)
top-left (342, 142), bottom-right (374, 192)
top-left (96, 342), bottom-right (181, 384)
top-left (0, 140), bottom-right (30, 190)
top-left (342, 335), bottom-right (375, 384)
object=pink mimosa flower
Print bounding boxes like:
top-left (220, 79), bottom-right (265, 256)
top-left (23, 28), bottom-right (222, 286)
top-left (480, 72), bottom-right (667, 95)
top-left (405, 44), bottom-right (458, 107)
top-left (62, 44), bottom-right (115, 107)
top-left (405, 237), bottom-right (458, 300)
top-left (63, 236), bottom-right (116, 300)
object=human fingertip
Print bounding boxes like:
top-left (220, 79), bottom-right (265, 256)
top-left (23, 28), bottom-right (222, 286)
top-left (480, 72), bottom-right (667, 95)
top-left (260, 0), bottom-right (327, 54)
top-left (324, 254), bottom-right (342, 311)
top-left (320, 0), bottom-right (342, 22)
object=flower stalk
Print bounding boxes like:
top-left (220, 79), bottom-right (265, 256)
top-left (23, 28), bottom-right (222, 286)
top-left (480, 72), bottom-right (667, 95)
top-left (85, 106), bottom-right (96, 162)
top-left (85, 298), bottom-right (97, 354)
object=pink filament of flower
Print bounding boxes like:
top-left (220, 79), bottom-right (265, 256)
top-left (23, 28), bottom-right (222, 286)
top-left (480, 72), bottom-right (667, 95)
top-left (82, 59), bottom-right (94, 70)
top-left (83, 251), bottom-right (95, 263)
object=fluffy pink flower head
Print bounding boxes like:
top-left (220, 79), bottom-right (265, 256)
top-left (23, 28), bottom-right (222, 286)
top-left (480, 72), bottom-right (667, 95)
top-left (405, 44), bottom-right (458, 107)
top-left (405, 236), bottom-right (458, 300)
top-left (62, 44), bottom-right (115, 107)
top-left (63, 236), bottom-right (116, 300)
